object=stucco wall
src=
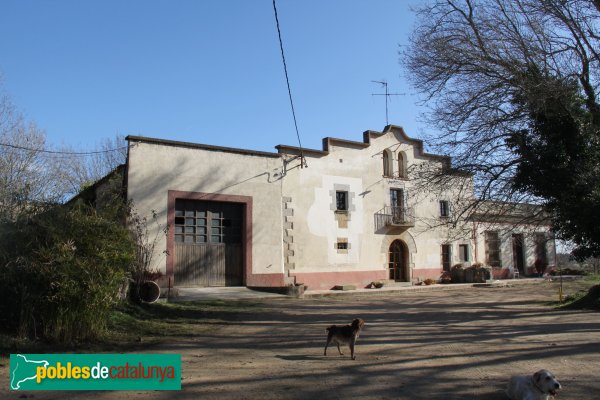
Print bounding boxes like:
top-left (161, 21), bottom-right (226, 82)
top-left (280, 128), bottom-right (474, 288)
top-left (473, 223), bottom-right (556, 277)
top-left (125, 127), bottom-right (554, 290)
top-left (126, 140), bottom-right (285, 284)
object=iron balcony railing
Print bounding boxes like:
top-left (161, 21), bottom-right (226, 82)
top-left (374, 206), bottom-right (415, 230)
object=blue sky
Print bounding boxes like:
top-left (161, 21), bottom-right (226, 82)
top-left (0, 0), bottom-right (427, 153)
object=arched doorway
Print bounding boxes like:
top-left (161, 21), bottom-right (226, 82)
top-left (389, 239), bottom-right (409, 282)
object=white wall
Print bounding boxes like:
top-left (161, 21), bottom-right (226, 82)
top-left (126, 140), bottom-right (285, 277)
top-left (280, 128), bottom-right (473, 279)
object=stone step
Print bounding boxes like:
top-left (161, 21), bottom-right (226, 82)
top-left (332, 284), bottom-right (357, 291)
top-left (378, 280), bottom-right (413, 287)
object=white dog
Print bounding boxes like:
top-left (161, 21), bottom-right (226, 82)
top-left (506, 369), bottom-right (561, 400)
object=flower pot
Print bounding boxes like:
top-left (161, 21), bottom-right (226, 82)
top-left (286, 284), bottom-right (305, 297)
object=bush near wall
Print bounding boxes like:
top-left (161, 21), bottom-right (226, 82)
top-left (0, 204), bottom-right (135, 343)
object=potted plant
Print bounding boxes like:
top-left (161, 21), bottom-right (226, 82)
top-left (440, 271), bottom-right (452, 284)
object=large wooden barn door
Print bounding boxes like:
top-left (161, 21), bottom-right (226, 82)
top-left (173, 200), bottom-right (243, 287)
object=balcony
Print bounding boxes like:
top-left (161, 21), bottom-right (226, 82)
top-left (374, 206), bottom-right (415, 230)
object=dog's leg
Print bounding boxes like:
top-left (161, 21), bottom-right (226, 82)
top-left (350, 338), bottom-right (356, 360)
top-left (336, 343), bottom-right (344, 355)
top-left (324, 337), bottom-right (331, 356)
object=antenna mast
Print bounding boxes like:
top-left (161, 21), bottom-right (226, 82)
top-left (371, 80), bottom-right (405, 125)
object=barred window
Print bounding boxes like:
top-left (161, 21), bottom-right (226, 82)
top-left (336, 191), bottom-right (348, 211)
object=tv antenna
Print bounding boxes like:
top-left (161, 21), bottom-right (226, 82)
top-left (371, 80), bottom-right (405, 125)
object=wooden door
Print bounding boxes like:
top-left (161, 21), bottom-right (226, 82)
top-left (173, 200), bottom-right (243, 287)
top-left (389, 239), bottom-right (408, 282)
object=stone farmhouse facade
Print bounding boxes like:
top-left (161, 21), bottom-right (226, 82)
top-left (124, 125), bottom-right (556, 290)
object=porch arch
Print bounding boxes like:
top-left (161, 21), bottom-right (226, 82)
top-left (380, 231), bottom-right (417, 255)
top-left (380, 231), bottom-right (417, 280)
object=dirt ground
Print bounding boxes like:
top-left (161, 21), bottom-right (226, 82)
top-left (2, 281), bottom-right (599, 399)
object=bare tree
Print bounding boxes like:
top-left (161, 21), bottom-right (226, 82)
top-left (59, 134), bottom-right (127, 197)
top-left (402, 0), bottom-right (600, 232)
top-left (0, 94), bottom-right (65, 220)
top-left (0, 84), bottom-right (126, 220)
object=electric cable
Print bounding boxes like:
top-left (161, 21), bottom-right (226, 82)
top-left (272, 0), bottom-right (306, 167)
top-left (0, 141), bottom-right (127, 156)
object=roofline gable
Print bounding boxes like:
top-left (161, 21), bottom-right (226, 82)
top-left (276, 124), bottom-right (455, 168)
top-left (125, 126), bottom-right (465, 175)
top-left (126, 135), bottom-right (281, 158)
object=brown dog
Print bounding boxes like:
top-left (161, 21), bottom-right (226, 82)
top-left (323, 318), bottom-right (365, 360)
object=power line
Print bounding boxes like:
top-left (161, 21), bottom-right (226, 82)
top-left (272, 0), bottom-right (306, 168)
top-left (0, 142), bottom-right (127, 156)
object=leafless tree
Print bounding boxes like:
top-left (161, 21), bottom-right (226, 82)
top-left (402, 0), bottom-right (600, 223)
top-left (0, 94), bottom-right (65, 220)
top-left (59, 134), bottom-right (127, 197)
top-left (0, 85), bottom-right (126, 220)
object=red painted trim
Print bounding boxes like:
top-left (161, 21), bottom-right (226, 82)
top-left (290, 270), bottom-right (387, 290)
top-left (246, 273), bottom-right (285, 287)
top-left (167, 190), bottom-right (255, 287)
top-left (492, 268), bottom-right (510, 279)
top-left (411, 268), bottom-right (444, 281)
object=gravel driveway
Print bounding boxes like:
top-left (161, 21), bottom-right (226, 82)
top-left (3, 281), bottom-right (599, 399)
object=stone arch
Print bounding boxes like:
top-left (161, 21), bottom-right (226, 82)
top-left (380, 231), bottom-right (417, 255)
top-left (380, 231), bottom-right (417, 271)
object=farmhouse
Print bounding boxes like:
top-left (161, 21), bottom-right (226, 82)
top-left (123, 125), bottom-right (555, 290)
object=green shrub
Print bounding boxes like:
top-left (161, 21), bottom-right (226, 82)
top-left (550, 268), bottom-right (587, 276)
top-left (0, 204), bottom-right (135, 343)
top-left (563, 285), bottom-right (600, 310)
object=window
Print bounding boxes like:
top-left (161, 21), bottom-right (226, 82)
top-left (440, 200), bottom-right (449, 217)
top-left (485, 231), bottom-right (501, 267)
top-left (174, 200), bottom-right (242, 245)
top-left (390, 188), bottom-right (404, 209)
top-left (398, 152), bottom-right (407, 178)
top-left (175, 207), bottom-right (208, 244)
top-left (336, 191), bottom-right (348, 211)
top-left (390, 188), bottom-right (405, 223)
top-left (336, 238), bottom-right (349, 253)
top-left (441, 244), bottom-right (452, 271)
top-left (459, 244), bottom-right (469, 262)
top-left (383, 149), bottom-right (392, 177)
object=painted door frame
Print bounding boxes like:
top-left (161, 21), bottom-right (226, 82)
top-left (388, 239), bottom-right (409, 282)
top-left (167, 190), bottom-right (252, 287)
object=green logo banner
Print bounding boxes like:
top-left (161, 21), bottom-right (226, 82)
top-left (10, 354), bottom-right (181, 391)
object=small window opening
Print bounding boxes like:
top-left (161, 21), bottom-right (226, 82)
top-left (440, 200), bottom-right (449, 217)
top-left (336, 191), bottom-right (348, 211)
